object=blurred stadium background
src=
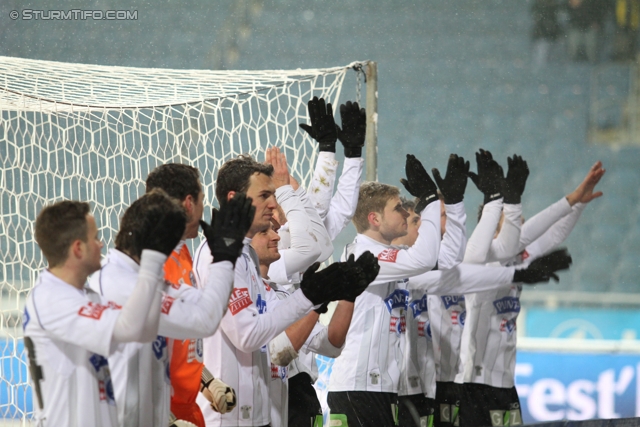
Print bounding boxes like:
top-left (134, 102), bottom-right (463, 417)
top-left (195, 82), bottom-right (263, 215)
top-left (0, 0), bottom-right (638, 424)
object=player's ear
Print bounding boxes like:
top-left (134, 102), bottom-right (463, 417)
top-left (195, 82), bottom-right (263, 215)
top-left (70, 239), bottom-right (84, 261)
top-left (367, 211), bottom-right (380, 228)
top-left (226, 191), bottom-right (236, 203)
top-left (182, 194), bottom-right (194, 214)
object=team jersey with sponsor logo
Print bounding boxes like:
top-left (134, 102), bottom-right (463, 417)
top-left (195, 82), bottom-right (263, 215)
top-left (23, 270), bottom-right (120, 427)
top-left (398, 201), bottom-right (467, 399)
top-left (193, 238), bottom-right (315, 426)
top-left (88, 249), bottom-right (234, 427)
top-left (458, 199), bottom-right (585, 388)
top-left (328, 201), bottom-right (441, 394)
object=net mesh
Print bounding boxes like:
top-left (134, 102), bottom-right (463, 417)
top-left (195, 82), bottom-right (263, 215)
top-left (0, 55), bottom-right (366, 421)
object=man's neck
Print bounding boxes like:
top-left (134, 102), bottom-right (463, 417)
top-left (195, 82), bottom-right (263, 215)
top-left (362, 229), bottom-right (392, 246)
top-left (259, 264), bottom-right (269, 279)
top-left (48, 265), bottom-right (88, 290)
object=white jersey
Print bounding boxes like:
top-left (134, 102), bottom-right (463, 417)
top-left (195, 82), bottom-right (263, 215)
top-left (23, 270), bottom-right (120, 427)
top-left (88, 249), bottom-right (234, 427)
top-left (458, 198), bottom-right (584, 388)
top-left (398, 202), bottom-right (466, 398)
top-left (328, 201), bottom-right (441, 394)
top-left (308, 152), bottom-right (364, 240)
top-left (193, 238), bottom-right (314, 426)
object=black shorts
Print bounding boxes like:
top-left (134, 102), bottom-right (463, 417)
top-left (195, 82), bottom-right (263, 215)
top-left (435, 382), bottom-right (462, 426)
top-left (328, 390), bottom-right (399, 426)
top-left (288, 373), bottom-right (323, 427)
top-left (398, 393), bottom-right (437, 427)
top-left (459, 383), bottom-right (522, 427)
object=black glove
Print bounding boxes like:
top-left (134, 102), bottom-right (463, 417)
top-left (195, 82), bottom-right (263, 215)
top-left (299, 260), bottom-right (366, 305)
top-left (502, 154), bottom-right (529, 204)
top-left (314, 302), bottom-right (330, 314)
top-left (400, 154), bottom-right (439, 214)
top-left (341, 251), bottom-right (380, 302)
top-left (467, 149), bottom-right (503, 204)
top-left (513, 248), bottom-right (572, 284)
top-left (299, 97), bottom-right (338, 153)
top-left (432, 154), bottom-right (470, 205)
top-left (200, 193), bottom-right (255, 266)
top-left (336, 101), bottom-right (366, 158)
top-left (138, 194), bottom-right (187, 256)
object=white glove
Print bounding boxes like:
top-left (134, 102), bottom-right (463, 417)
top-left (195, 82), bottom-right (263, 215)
top-left (170, 420), bottom-right (198, 427)
top-left (203, 378), bottom-right (237, 414)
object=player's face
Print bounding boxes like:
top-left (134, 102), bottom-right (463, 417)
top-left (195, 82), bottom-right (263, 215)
top-left (184, 185), bottom-right (205, 240)
top-left (245, 172), bottom-right (277, 237)
top-left (251, 223), bottom-right (281, 267)
top-left (82, 215), bottom-right (103, 274)
top-left (392, 208), bottom-right (421, 247)
top-left (379, 196), bottom-right (410, 242)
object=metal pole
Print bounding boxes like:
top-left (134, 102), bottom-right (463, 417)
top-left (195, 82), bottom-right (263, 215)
top-left (365, 61), bottom-right (378, 182)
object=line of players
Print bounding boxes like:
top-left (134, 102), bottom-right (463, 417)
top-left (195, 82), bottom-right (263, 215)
top-left (23, 95), bottom-right (605, 427)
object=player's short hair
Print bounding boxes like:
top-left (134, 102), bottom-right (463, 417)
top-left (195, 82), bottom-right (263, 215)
top-left (35, 200), bottom-right (90, 268)
top-left (400, 196), bottom-right (417, 212)
top-left (146, 163), bottom-right (201, 202)
top-left (115, 189), bottom-right (187, 259)
top-left (352, 181), bottom-right (401, 233)
top-left (215, 155), bottom-right (274, 207)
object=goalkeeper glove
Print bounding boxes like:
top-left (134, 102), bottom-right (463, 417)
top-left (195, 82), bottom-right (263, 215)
top-left (341, 251), bottom-right (380, 302)
top-left (201, 369), bottom-right (237, 414)
top-left (432, 154), bottom-right (470, 205)
top-left (502, 154), bottom-right (529, 204)
top-left (299, 96), bottom-right (338, 153)
top-left (336, 101), bottom-right (366, 158)
top-left (513, 248), bottom-right (572, 284)
top-left (400, 154), bottom-right (439, 214)
top-left (200, 193), bottom-right (255, 266)
top-left (467, 149), bottom-right (503, 204)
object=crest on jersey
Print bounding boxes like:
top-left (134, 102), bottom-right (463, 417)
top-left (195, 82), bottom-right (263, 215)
top-left (418, 320), bottom-right (432, 339)
top-left (90, 354), bottom-right (115, 404)
top-left (500, 318), bottom-right (517, 334)
top-left (378, 248), bottom-right (400, 263)
top-left (228, 288), bottom-right (252, 315)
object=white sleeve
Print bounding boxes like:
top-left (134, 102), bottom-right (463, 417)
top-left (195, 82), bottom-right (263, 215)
top-left (308, 151), bottom-right (339, 219)
top-left (522, 202), bottom-right (586, 263)
top-left (295, 186), bottom-right (334, 262)
top-left (516, 197), bottom-right (573, 253)
top-left (303, 323), bottom-right (343, 358)
top-left (368, 201), bottom-right (441, 284)
top-left (158, 261), bottom-right (235, 339)
top-left (324, 157), bottom-right (364, 241)
top-left (269, 185), bottom-right (322, 281)
top-left (463, 199), bottom-right (503, 264)
top-left (485, 203), bottom-right (523, 263)
top-left (112, 249), bottom-right (167, 344)
top-left (407, 263), bottom-right (516, 295)
top-left (437, 202), bottom-right (467, 269)
top-left (219, 279), bottom-right (315, 354)
top-left (28, 286), bottom-right (120, 357)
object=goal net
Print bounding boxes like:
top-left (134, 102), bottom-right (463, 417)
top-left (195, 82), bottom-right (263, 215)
top-left (0, 55), bottom-right (369, 422)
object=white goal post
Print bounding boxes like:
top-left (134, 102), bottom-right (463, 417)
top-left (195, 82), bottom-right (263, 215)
top-left (0, 56), bottom-right (377, 422)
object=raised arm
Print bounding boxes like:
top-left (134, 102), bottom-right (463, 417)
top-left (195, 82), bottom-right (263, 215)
top-left (432, 153), bottom-right (470, 269)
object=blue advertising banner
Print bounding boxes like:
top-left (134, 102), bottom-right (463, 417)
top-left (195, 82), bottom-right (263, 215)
top-left (525, 308), bottom-right (640, 340)
top-left (516, 351), bottom-right (640, 424)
